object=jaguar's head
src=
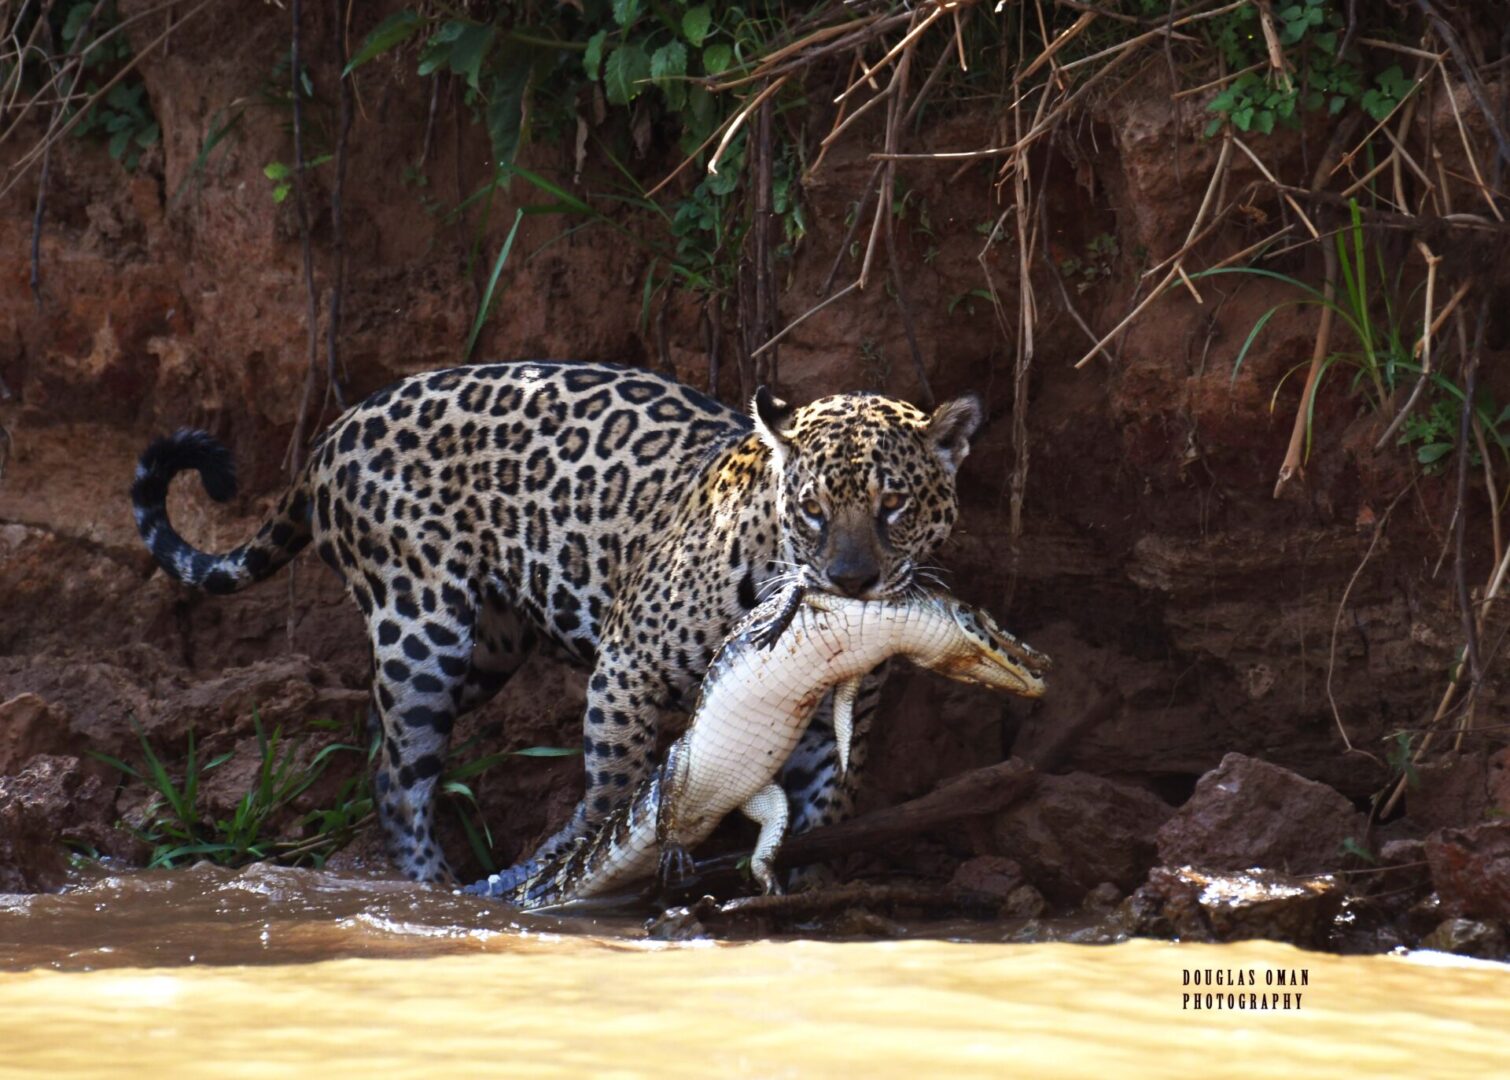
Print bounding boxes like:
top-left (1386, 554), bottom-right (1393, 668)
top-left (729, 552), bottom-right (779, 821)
top-left (754, 386), bottom-right (982, 600)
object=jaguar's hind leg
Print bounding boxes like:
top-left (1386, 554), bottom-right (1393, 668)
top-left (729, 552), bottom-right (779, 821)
top-left (366, 587), bottom-right (477, 884)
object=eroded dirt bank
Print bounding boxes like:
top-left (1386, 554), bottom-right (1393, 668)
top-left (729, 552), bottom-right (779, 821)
top-left (1, 2), bottom-right (1508, 954)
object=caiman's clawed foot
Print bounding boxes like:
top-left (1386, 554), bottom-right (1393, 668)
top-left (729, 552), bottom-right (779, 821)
top-left (463, 859), bottom-right (539, 897)
top-left (747, 583), bottom-right (806, 651)
top-left (657, 843), bottom-right (696, 890)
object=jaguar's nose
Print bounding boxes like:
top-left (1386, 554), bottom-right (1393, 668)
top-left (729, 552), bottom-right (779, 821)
top-left (827, 569), bottom-right (881, 597)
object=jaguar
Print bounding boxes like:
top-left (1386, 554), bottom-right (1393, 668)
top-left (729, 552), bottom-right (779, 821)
top-left (131, 361), bottom-right (981, 883)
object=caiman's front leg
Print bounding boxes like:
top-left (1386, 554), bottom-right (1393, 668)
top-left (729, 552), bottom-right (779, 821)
top-left (747, 581), bottom-right (807, 651)
top-left (740, 783), bottom-right (790, 895)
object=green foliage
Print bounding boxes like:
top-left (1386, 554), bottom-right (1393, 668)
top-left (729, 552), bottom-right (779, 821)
top-left (1339, 836), bottom-right (1379, 864)
top-left (90, 713), bottom-right (370, 870)
top-left (438, 736), bottom-right (580, 873)
top-left (57, 2), bottom-right (160, 170)
top-left (344, 2), bottom-right (807, 317)
top-left (92, 710), bottom-right (581, 874)
top-left (1059, 232), bottom-right (1120, 293)
top-left (1386, 731), bottom-right (1420, 790)
top-left (262, 154), bottom-right (331, 204)
top-left (1394, 375), bottom-right (1510, 476)
top-left (1203, 1), bottom-right (1418, 137)
top-left (1194, 200), bottom-right (1510, 470)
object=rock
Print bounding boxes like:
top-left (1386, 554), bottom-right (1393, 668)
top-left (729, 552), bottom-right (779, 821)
top-left (1406, 752), bottom-right (1489, 834)
top-left (1157, 753), bottom-right (1365, 874)
top-left (1424, 822), bottom-right (1510, 921)
top-left (1379, 837), bottom-right (1427, 864)
top-left (1122, 865), bottom-right (1343, 947)
top-left (645, 905), bottom-right (709, 942)
top-left (948, 855), bottom-right (1025, 902)
top-left (0, 755), bottom-right (121, 892)
top-left (1081, 881), bottom-right (1123, 915)
top-left (992, 771), bottom-right (1172, 904)
top-left (1488, 747), bottom-right (1510, 818)
top-left (1366, 837), bottom-right (1432, 900)
top-left (0, 693), bottom-right (73, 775)
top-left (1000, 884), bottom-right (1048, 920)
top-left (1419, 918), bottom-right (1508, 960)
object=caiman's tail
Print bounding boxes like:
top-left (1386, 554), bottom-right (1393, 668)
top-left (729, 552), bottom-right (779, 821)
top-left (131, 429), bottom-right (311, 594)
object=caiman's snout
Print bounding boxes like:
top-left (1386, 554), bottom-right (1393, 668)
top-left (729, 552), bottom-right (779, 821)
top-left (946, 601), bottom-right (1051, 698)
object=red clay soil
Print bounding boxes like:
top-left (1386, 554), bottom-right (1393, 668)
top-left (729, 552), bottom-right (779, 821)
top-left (1, 2), bottom-right (1507, 916)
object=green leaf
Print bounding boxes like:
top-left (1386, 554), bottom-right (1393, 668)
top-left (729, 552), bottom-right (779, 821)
top-left (464, 208), bottom-right (525, 361)
top-left (612, 0), bottom-right (641, 28)
top-left (1254, 109), bottom-right (1275, 135)
top-left (263, 161), bottom-right (290, 180)
top-left (702, 43), bottom-right (733, 76)
top-left (583, 29), bottom-right (608, 81)
top-left (109, 128), bottom-right (131, 161)
top-left (604, 43), bottom-right (650, 106)
top-left (449, 23), bottom-right (497, 90)
top-left (1232, 106), bottom-right (1254, 131)
top-left (273, 183), bottom-right (291, 203)
top-left (651, 41), bottom-right (687, 84)
top-left (484, 64), bottom-right (530, 171)
top-left (682, 6), bottom-right (713, 47)
top-left (107, 82), bottom-right (141, 112)
top-left (509, 746), bottom-right (581, 758)
top-left (652, 41), bottom-right (688, 108)
top-left (345, 10), bottom-right (424, 75)
top-left (1340, 837), bottom-right (1379, 865)
top-left (1417, 442), bottom-right (1453, 464)
top-left (62, 3), bottom-right (93, 45)
top-left (135, 122), bottom-right (160, 148)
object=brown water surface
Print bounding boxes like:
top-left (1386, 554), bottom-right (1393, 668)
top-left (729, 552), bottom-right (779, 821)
top-left (1, 865), bottom-right (1507, 1077)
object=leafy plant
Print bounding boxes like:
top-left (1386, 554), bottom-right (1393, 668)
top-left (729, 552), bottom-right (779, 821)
top-left (1339, 836), bottom-right (1379, 864)
top-left (263, 154), bottom-right (332, 204)
top-left (343, 2), bottom-right (808, 328)
top-left (1059, 232), bottom-right (1120, 293)
top-left (91, 712), bottom-right (369, 870)
top-left (1194, 201), bottom-right (1402, 458)
top-left (1193, 199), bottom-right (1510, 473)
top-left (57, 2), bottom-right (160, 170)
top-left (437, 735), bottom-right (580, 873)
top-left (1386, 730), bottom-right (1420, 790)
top-left (1203, 1), bottom-right (1418, 136)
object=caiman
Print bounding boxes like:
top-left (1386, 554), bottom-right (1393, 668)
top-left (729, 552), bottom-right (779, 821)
top-left (465, 586), bottom-right (1050, 910)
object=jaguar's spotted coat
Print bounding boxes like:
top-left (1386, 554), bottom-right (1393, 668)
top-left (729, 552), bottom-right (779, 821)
top-left (131, 361), bottom-right (981, 883)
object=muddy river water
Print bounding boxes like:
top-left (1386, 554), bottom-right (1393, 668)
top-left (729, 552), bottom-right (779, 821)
top-left (1, 865), bottom-right (1507, 1077)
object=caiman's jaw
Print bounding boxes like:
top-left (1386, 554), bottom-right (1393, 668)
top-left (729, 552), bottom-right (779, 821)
top-left (945, 600), bottom-right (1051, 698)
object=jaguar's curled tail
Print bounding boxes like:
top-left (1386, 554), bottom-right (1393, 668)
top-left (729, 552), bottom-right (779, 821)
top-left (131, 429), bottom-right (311, 594)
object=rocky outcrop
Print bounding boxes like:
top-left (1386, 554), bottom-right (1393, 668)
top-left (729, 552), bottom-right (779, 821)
top-left (1157, 753), bottom-right (1366, 875)
top-left (991, 771), bottom-right (1172, 904)
top-left (1425, 822), bottom-right (1510, 922)
top-left (0, 755), bottom-right (124, 893)
top-left (1121, 865), bottom-right (1344, 948)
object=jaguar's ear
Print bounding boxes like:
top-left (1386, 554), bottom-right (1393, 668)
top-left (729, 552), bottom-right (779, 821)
top-left (753, 386), bottom-right (796, 467)
top-left (926, 393), bottom-right (983, 474)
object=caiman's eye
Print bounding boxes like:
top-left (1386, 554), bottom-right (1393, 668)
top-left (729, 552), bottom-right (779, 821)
top-left (799, 497), bottom-right (825, 521)
top-left (879, 492), bottom-right (908, 515)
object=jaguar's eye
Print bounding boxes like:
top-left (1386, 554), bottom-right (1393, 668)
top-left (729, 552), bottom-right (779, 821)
top-left (800, 497), bottom-right (825, 520)
top-left (880, 492), bottom-right (908, 515)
